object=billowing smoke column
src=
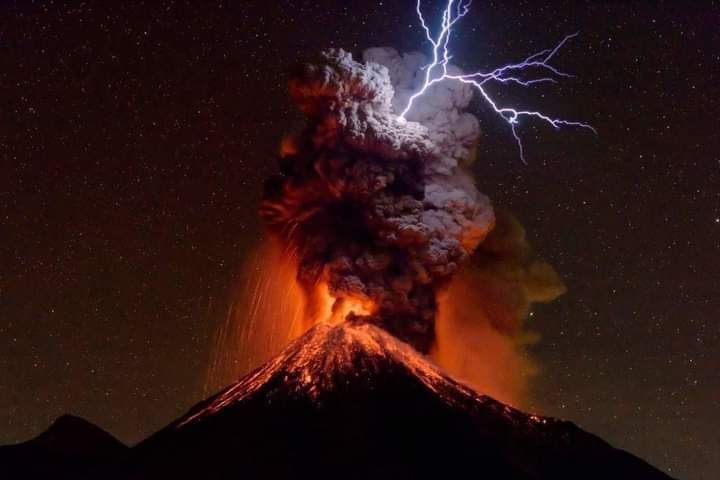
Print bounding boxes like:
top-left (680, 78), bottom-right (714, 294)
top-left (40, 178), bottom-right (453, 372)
top-left (260, 48), bottom-right (494, 353)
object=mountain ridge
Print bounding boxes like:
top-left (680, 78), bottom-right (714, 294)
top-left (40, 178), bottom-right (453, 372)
top-left (0, 413), bottom-right (128, 479)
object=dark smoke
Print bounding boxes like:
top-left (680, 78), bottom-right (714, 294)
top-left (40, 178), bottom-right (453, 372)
top-left (467, 210), bottom-right (567, 337)
top-left (260, 49), bottom-right (494, 352)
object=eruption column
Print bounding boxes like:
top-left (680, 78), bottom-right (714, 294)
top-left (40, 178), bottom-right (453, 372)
top-left (260, 48), bottom-right (495, 353)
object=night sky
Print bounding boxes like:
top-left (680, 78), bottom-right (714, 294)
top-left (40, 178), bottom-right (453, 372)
top-left (1, 1), bottom-right (718, 479)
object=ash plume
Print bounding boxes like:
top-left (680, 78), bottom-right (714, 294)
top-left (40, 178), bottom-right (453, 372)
top-left (433, 210), bottom-right (567, 405)
top-left (260, 48), bottom-right (494, 352)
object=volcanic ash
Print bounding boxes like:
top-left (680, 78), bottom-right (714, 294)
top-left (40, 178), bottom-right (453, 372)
top-left (260, 49), bottom-right (494, 352)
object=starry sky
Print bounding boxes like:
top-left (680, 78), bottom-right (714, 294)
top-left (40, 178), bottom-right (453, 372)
top-left (1, 1), bottom-right (718, 479)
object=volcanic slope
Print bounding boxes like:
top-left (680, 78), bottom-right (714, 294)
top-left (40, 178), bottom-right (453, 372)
top-left (132, 321), bottom-right (675, 480)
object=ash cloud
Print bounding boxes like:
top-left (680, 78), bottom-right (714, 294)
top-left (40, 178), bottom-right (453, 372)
top-left (433, 210), bottom-right (567, 405)
top-left (260, 48), bottom-right (494, 352)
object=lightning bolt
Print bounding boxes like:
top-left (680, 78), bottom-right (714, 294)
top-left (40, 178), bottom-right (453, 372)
top-left (399, 0), bottom-right (596, 163)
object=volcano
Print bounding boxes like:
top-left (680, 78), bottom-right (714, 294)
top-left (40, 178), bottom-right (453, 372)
top-left (2, 321), bottom-right (675, 479)
top-left (122, 321), bottom-right (673, 480)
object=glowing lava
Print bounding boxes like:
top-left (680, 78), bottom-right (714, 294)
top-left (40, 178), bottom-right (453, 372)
top-left (310, 281), bottom-right (377, 325)
top-left (205, 241), bottom-right (377, 393)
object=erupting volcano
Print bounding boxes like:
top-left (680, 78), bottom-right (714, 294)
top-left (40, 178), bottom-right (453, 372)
top-left (124, 321), bottom-right (672, 480)
top-left (200, 1), bottom-right (604, 410)
top-left (0, 3), bottom-right (689, 480)
top-left (0, 43), bottom-right (677, 480)
top-left (145, 38), bottom-right (669, 480)
top-left (208, 41), bottom-right (569, 406)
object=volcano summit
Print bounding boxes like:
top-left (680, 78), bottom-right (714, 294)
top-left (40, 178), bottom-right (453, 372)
top-left (131, 322), bottom-right (673, 480)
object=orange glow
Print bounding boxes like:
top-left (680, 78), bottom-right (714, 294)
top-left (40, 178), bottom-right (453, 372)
top-left (431, 271), bottom-right (536, 408)
top-left (205, 240), bottom-right (376, 394)
top-left (207, 239), bottom-right (531, 407)
top-left (279, 135), bottom-right (298, 157)
top-left (308, 281), bottom-right (376, 325)
top-left (205, 240), bottom-right (308, 393)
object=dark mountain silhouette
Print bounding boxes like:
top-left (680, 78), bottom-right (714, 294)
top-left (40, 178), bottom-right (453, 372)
top-left (0, 414), bottom-right (128, 479)
top-left (1, 322), bottom-right (676, 479)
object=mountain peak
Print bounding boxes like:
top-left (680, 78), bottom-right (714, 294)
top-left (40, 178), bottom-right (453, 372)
top-left (32, 414), bottom-right (127, 456)
top-left (177, 321), bottom-right (491, 427)
top-left (130, 321), bottom-right (674, 480)
top-left (0, 414), bottom-right (128, 479)
top-left (45, 414), bottom-right (101, 435)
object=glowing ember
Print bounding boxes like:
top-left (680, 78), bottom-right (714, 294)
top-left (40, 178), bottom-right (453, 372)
top-left (185, 321), bottom-right (500, 427)
top-left (311, 281), bottom-right (377, 325)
